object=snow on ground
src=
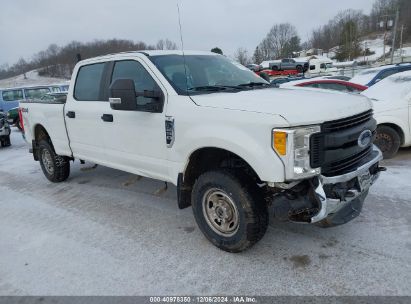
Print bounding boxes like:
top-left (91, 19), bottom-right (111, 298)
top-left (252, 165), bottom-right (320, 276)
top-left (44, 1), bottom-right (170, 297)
top-left (355, 37), bottom-right (389, 63)
top-left (0, 129), bottom-right (410, 295)
top-left (0, 70), bottom-right (68, 89)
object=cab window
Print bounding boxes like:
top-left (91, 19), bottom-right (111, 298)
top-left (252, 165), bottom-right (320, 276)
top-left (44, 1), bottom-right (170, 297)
top-left (111, 60), bottom-right (161, 108)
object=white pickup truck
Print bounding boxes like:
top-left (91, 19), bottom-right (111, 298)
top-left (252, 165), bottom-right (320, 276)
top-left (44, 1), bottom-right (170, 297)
top-left (21, 51), bottom-right (384, 252)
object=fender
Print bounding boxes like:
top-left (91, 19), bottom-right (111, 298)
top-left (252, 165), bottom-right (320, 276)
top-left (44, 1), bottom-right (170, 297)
top-left (170, 123), bottom-right (286, 185)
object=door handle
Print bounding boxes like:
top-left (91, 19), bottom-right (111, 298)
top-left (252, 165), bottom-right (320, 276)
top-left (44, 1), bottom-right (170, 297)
top-left (66, 111), bottom-right (75, 118)
top-left (101, 114), bottom-right (113, 122)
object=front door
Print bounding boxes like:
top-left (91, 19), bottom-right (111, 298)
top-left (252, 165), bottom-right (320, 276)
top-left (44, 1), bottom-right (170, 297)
top-left (101, 59), bottom-right (169, 181)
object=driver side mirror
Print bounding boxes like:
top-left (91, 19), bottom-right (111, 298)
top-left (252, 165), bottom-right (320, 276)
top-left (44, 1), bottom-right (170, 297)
top-left (109, 79), bottom-right (164, 113)
top-left (109, 79), bottom-right (138, 111)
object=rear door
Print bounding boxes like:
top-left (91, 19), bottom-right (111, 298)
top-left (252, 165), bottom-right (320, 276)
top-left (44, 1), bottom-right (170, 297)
top-left (64, 62), bottom-right (109, 163)
top-left (101, 58), bottom-right (169, 181)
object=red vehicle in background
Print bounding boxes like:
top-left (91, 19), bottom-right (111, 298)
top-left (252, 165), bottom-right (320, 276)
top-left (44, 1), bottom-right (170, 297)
top-left (285, 79), bottom-right (368, 93)
top-left (256, 69), bottom-right (300, 78)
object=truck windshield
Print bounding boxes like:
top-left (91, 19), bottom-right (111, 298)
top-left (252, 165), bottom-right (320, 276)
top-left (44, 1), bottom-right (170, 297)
top-left (149, 54), bottom-right (269, 95)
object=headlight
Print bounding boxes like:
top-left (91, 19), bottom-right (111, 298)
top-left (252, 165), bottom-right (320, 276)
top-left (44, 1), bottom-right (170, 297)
top-left (273, 126), bottom-right (321, 180)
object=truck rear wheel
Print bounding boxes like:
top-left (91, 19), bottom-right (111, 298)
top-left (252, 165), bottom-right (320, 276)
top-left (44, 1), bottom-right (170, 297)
top-left (296, 65), bottom-right (303, 73)
top-left (38, 140), bottom-right (70, 182)
top-left (375, 126), bottom-right (401, 159)
top-left (191, 170), bottom-right (268, 253)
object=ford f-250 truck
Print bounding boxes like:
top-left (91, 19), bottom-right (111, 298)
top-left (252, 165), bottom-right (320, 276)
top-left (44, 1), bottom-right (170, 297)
top-left (20, 51), bottom-right (384, 252)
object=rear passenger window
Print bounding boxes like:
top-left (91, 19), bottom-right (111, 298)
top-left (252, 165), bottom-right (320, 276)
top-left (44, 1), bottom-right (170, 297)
top-left (74, 63), bottom-right (105, 101)
top-left (2, 89), bottom-right (23, 101)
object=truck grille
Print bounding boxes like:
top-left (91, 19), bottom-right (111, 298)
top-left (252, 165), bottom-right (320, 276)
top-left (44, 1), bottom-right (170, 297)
top-left (310, 110), bottom-right (376, 177)
top-left (322, 110), bottom-right (373, 132)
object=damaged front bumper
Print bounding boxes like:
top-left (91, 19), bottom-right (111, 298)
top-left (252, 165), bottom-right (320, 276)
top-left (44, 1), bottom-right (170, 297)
top-left (273, 146), bottom-right (384, 227)
top-left (311, 146), bottom-right (383, 227)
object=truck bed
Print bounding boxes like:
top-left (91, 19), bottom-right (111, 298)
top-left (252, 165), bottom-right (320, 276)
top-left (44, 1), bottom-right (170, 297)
top-left (20, 100), bottom-right (72, 157)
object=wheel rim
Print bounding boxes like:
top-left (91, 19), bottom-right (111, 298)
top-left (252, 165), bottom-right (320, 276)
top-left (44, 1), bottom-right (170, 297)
top-left (375, 132), bottom-right (392, 153)
top-left (41, 149), bottom-right (54, 175)
top-left (202, 189), bottom-right (240, 237)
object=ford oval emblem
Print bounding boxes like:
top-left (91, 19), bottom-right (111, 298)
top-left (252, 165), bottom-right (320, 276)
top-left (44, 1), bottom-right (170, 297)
top-left (358, 130), bottom-right (372, 148)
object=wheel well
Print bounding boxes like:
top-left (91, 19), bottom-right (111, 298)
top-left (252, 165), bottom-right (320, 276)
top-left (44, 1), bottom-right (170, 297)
top-left (34, 124), bottom-right (51, 142)
top-left (177, 147), bottom-right (261, 209)
top-left (32, 125), bottom-right (52, 161)
top-left (378, 123), bottom-right (405, 145)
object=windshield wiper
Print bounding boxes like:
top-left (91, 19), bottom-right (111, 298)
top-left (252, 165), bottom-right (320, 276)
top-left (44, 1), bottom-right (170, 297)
top-left (238, 82), bottom-right (269, 88)
top-left (187, 85), bottom-right (241, 92)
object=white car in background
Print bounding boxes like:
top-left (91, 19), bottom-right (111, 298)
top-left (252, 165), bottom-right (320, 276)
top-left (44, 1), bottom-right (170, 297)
top-left (362, 71), bottom-right (411, 158)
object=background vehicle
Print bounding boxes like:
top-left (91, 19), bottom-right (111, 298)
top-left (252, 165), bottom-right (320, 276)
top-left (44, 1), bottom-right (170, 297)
top-left (270, 76), bottom-right (306, 87)
top-left (21, 51), bottom-right (383, 252)
top-left (350, 63), bottom-right (411, 87)
top-left (49, 83), bottom-right (70, 93)
top-left (256, 69), bottom-right (300, 78)
top-left (307, 58), bottom-right (337, 76)
top-left (362, 71), bottom-right (411, 158)
top-left (40, 92), bottom-right (68, 103)
top-left (1, 85), bottom-right (54, 129)
top-left (281, 79), bottom-right (368, 93)
top-left (246, 64), bottom-right (261, 72)
top-left (323, 75), bottom-right (352, 81)
top-left (0, 111), bottom-right (11, 147)
top-left (270, 58), bottom-right (309, 73)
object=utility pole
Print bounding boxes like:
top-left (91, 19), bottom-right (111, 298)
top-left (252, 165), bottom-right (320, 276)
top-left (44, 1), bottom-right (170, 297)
top-left (390, 6), bottom-right (400, 64)
top-left (399, 25), bottom-right (405, 63)
top-left (380, 14), bottom-right (392, 63)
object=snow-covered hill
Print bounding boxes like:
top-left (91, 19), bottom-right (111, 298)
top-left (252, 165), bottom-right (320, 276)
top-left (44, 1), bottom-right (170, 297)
top-left (0, 70), bottom-right (68, 89)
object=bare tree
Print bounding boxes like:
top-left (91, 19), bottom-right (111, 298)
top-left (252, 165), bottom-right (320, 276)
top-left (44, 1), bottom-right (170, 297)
top-left (256, 23), bottom-right (300, 60)
top-left (156, 39), bottom-right (178, 50)
top-left (234, 48), bottom-right (251, 65)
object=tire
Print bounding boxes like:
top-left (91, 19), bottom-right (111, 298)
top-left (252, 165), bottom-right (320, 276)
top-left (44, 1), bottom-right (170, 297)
top-left (271, 65), bottom-right (279, 71)
top-left (191, 170), bottom-right (268, 253)
top-left (38, 140), bottom-right (70, 182)
top-left (374, 126), bottom-right (401, 159)
top-left (296, 65), bottom-right (303, 73)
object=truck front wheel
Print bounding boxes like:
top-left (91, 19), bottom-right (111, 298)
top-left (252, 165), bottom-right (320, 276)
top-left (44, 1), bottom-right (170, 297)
top-left (375, 126), bottom-right (401, 159)
top-left (38, 140), bottom-right (70, 182)
top-left (191, 170), bottom-right (268, 253)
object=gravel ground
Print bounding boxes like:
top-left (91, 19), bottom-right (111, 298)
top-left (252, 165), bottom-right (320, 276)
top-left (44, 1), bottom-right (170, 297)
top-left (0, 129), bottom-right (410, 296)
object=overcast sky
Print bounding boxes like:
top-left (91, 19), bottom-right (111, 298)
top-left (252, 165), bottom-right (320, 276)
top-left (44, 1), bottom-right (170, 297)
top-left (0, 0), bottom-right (375, 66)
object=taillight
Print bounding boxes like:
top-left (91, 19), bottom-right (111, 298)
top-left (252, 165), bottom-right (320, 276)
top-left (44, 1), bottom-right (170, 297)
top-left (18, 107), bottom-right (24, 132)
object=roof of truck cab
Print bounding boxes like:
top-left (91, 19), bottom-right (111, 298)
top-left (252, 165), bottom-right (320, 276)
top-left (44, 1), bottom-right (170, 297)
top-left (80, 50), bottom-right (218, 63)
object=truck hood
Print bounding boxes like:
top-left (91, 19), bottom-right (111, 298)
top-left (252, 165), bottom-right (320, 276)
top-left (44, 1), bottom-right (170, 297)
top-left (191, 87), bottom-right (372, 126)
